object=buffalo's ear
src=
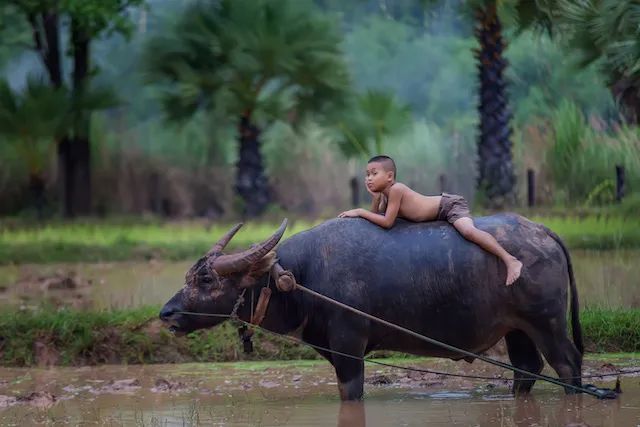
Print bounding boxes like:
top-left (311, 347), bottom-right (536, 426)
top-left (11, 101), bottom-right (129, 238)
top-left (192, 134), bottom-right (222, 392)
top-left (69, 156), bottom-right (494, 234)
top-left (238, 251), bottom-right (278, 288)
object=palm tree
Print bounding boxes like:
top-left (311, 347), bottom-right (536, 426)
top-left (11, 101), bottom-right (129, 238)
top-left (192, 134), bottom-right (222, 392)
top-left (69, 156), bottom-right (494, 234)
top-left (0, 77), bottom-right (117, 217)
top-left (335, 89), bottom-right (412, 206)
top-left (0, 78), bottom-right (70, 216)
top-left (337, 90), bottom-right (413, 158)
top-left (145, 0), bottom-right (350, 217)
top-left (435, 0), bottom-right (554, 207)
top-left (556, 0), bottom-right (640, 124)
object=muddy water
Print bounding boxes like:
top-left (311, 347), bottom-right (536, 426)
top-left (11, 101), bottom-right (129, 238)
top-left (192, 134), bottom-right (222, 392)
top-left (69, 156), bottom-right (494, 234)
top-left (0, 357), bottom-right (638, 426)
top-left (0, 250), bottom-right (638, 310)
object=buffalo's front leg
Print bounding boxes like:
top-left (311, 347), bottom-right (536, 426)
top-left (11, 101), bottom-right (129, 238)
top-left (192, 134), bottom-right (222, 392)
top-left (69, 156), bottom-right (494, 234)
top-left (328, 315), bottom-right (369, 400)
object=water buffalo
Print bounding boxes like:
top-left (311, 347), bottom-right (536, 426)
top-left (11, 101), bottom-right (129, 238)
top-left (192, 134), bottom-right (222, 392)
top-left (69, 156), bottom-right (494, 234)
top-left (160, 214), bottom-right (583, 400)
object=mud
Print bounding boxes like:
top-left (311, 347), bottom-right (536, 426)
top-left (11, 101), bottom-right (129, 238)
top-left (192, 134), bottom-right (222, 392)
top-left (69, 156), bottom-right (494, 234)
top-left (0, 356), bottom-right (639, 425)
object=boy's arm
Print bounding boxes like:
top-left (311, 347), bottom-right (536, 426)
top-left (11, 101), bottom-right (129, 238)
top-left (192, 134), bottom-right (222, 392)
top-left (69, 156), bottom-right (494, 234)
top-left (357, 185), bottom-right (402, 229)
top-left (369, 193), bottom-right (382, 213)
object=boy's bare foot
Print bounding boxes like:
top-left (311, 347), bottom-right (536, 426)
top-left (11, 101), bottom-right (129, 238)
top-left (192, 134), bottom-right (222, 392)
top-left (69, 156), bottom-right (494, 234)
top-left (505, 258), bottom-right (523, 286)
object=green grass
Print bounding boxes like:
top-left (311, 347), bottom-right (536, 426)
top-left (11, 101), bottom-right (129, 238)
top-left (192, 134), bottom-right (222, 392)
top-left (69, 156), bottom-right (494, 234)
top-left (581, 308), bottom-right (640, 353)
top-left (0, 306), bottom-right (638, 367)
top-left (0, 305), bottom-right (318, 367)
top-left (532, 215), bottom-right (640, 250)
top-left (0, 219), bottom-right (319, 265)
top-left (0, 215), bottom-right (639, 264)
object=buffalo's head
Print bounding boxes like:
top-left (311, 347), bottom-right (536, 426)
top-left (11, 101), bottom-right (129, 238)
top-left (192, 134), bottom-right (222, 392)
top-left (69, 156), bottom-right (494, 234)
top-left (159, 219), bottom-right (288, 335)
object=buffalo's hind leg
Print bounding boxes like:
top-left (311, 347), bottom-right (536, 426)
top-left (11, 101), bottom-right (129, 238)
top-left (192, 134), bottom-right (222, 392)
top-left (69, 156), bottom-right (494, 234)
top-left (528, 322), bottom-right (583, 394)
top-left (505, 330), bottom-right (544, 395)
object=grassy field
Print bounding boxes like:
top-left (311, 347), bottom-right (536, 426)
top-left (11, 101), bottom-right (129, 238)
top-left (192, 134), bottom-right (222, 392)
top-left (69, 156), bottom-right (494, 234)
top-left (0, 219), bottom-right (319, 265)
top-left (0, 306), bottom-right (638, 367)
top-left (1, 215), bottom-right (639, 264)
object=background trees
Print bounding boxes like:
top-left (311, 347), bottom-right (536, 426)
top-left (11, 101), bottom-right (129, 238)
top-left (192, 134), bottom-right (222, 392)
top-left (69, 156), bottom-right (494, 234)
top-left (145, 0), bottom-right (350, 217)
top-left (0, 0), bottom-right (635, 217)
top-left (4, 0), bottom-right (144, 217)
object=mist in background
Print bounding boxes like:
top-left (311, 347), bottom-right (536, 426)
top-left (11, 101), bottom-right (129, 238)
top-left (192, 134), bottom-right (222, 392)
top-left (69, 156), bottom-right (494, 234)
top-left (0, 0), bottom-right (621, 217)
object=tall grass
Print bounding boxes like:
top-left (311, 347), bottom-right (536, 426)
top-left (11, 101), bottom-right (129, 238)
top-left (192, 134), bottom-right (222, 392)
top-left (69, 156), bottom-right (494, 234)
top-left (547, 101), bottom-right (640, 205)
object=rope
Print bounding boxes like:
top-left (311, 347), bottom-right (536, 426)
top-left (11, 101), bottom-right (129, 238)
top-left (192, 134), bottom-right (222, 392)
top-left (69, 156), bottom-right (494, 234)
top-left (174, 310), bottom-right (635, 386)
top-left (172, 283), bottom-right (624, 398)
top-left (293, 285), bottom-right (614, 397)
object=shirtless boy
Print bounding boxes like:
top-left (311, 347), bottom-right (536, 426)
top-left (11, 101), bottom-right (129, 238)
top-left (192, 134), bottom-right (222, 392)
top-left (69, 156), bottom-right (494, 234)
top-left (338, 155), bottom-right (523, 286)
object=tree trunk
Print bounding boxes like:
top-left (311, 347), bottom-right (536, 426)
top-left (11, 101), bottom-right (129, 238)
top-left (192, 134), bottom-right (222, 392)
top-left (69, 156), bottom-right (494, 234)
top-left (235, 114), bottom-right (270, 217)
top-left (28, 173), bottom-right (46, 219)
top-left (474, 3), bottom-right (516, 208)
top-left (29, 11), bottom-right (63, 87)
top-left (61, 19), bottom-right (92, 217)
top-left (29, 12), bottom-right (64, 216)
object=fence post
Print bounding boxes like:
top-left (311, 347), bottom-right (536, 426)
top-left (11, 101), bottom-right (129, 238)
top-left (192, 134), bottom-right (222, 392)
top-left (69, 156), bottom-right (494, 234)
top-left (350, 176), bottom-right (360, 207)
top-left (527, 169), bottom-right (535, 207)
top-left (439, 174), bottom-right (446, 194)
top-left (616, 165), bottom-right (625, 202)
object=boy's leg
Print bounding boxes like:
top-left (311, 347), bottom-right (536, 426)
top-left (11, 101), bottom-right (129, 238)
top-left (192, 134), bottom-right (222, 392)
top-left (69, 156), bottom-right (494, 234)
top-left (452, 217), bottom-right (523, 286)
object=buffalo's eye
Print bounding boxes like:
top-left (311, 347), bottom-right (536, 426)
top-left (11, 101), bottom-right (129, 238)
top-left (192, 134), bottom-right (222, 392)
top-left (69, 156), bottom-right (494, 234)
top-left (199, 276), bottom-right (214, 286)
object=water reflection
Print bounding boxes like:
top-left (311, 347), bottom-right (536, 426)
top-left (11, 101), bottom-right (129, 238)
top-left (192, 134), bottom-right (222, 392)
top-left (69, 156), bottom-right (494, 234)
top-left (337, 401), bottom-right (365, 427)
top-left (332, 392), bottom-right (626, 427)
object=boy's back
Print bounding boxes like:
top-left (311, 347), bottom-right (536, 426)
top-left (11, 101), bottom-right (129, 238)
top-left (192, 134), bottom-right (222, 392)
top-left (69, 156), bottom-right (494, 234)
top-left (379, 183), bottom-right (441, 222)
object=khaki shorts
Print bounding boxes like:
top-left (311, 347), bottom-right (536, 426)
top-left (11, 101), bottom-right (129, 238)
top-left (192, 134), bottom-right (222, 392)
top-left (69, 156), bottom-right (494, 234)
top-left (437, 193), bottom-right (471, 224)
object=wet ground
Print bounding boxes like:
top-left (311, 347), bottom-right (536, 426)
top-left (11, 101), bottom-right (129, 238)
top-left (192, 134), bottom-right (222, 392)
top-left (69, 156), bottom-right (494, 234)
top-left (0, 356), bottom-right (639, 426)
top-left (1, 249), bottom-right (639, 310)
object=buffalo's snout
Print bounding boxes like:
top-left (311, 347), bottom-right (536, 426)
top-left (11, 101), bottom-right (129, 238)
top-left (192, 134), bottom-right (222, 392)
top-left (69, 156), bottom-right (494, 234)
top-left (159, 305), bottom-right (177, 321)
top-left (160, 292), bottom-right (184, 322)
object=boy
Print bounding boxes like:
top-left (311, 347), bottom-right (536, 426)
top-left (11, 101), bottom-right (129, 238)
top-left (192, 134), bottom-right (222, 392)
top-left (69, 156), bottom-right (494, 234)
top-left (338, 155), bottom-right (522, 286)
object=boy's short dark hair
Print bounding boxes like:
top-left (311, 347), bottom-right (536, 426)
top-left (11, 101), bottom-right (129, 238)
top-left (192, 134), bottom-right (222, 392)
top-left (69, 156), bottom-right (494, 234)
top-left (368, 155), bottom-right (396, 177)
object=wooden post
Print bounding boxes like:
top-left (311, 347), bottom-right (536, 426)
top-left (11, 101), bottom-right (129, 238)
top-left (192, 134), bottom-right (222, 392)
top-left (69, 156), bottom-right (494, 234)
top-left (350, 176), bottom-right (360, 207)
top-left (527, 169), bottom-right (535, 207)
top-left (616, 165), bottom-right (625, 202)
top-left (439, 174), bottom-right (446, 194)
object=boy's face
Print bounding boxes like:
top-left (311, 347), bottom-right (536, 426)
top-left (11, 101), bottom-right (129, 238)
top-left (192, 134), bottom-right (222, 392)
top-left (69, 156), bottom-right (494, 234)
top-left (366, 161), bottom-right (394, 192)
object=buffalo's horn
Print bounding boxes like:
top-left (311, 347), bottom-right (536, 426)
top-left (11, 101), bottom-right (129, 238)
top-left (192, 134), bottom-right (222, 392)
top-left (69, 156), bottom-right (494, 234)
top-left (213, 218), bottom-right (288, 276)
top-left (208, 223), bottom-right (244, 255)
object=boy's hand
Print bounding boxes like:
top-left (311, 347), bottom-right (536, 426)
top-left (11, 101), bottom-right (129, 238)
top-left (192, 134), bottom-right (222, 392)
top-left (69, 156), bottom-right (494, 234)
top-left (338, 208), bottom-right (363, 218)
top-left (365, 184), bottom-right (380, 197)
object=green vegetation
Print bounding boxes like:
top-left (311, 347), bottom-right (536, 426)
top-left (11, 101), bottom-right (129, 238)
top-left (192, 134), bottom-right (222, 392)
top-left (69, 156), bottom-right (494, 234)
top-left (0, 306), bottom-right (317, 367)
top-left (1, 1), bottom-right (634, 219)
top-left (0, 219), bottom-right (319, 264)
top-left (0, 215), bottom-right (638, 265)
top-left (582, 308), bottom-right (640, 353)
top-left (0, 305), bottom-right (637, 367)
top-left (144, 0), bottom-right (349, 217)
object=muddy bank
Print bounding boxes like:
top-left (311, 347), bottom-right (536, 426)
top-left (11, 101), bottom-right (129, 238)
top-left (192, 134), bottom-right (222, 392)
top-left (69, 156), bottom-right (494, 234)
top-left (1, 305), bottom-right (639, 367)
top-left (0, 357), bottom-right (637, 426)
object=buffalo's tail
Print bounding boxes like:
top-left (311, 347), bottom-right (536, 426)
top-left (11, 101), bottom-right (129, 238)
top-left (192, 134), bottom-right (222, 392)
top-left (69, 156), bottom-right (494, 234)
top-left (543, 226), bottom-right (584, 355)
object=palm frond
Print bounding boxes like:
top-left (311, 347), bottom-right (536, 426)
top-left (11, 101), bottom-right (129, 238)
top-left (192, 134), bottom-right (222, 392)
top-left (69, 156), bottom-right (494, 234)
top-left (143, 0), bottom-right (350, 125)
